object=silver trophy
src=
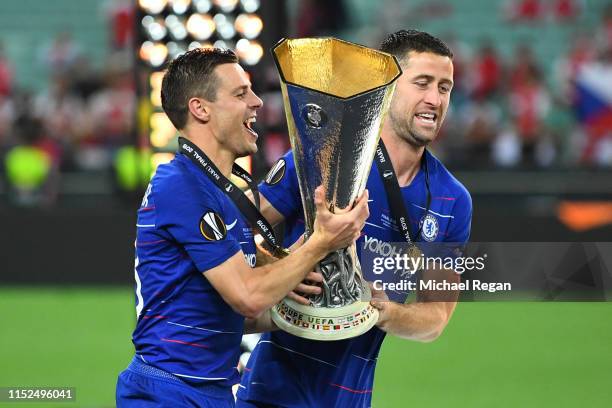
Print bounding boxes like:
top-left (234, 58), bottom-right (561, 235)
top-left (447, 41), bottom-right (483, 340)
top-left (270, 38), bottom-right (401, 340)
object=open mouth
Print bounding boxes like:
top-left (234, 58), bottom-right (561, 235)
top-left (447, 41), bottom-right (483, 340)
top-left (243, 117), bottom-right (258, 136)
top-left (414, 112), bottom-right (437, 125)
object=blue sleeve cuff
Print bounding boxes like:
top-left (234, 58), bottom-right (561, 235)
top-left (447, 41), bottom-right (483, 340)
top-left (191, 240), bottom-right (242, 273)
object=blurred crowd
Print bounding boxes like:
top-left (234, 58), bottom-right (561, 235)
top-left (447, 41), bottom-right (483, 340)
top-left (0, 0), bottom-right (136, 206)
top-left (435, 5), bottom-right (612, 169)
top-left (0, 0), bottom-right (611, 207)
top-left (288, 0), bottom-right (612, 169)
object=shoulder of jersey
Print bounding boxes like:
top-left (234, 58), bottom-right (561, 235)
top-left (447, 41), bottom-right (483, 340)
top-left (427, 152), bottom-right (471, 200)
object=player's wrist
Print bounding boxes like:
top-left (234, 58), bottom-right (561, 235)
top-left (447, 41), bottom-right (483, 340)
top-left (302, 233), bottom-right (329, 261)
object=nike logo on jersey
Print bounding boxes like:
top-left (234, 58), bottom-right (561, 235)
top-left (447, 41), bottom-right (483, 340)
top-left (226, 219), bottom-right (238, 231)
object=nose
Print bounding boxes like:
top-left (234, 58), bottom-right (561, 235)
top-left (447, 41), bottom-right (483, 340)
top-left (249, 90), bottom-right (263, 109)
top-left (423, 86), bottom-right (441, 108)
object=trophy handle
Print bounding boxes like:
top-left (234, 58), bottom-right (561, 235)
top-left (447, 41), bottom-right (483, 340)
top-left (310, 245), bottom-right (364, 308)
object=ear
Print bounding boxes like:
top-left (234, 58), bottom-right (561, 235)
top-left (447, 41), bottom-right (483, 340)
top-left (187, 97), bottom-right (211, 123)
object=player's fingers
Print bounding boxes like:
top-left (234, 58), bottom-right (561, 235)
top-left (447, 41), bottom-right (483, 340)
top-left (353, 189), bottom-right (369, 213)
top-left (361, 191), bottom-right (370, 219)
top-left (350, 190), bottom-right (370, 230)
top-left (295, 283), bottom-right (321, 295)
top-left (314, 186), bottom-right (329, 216)
top-left (305, 271), bottom-right (323, 283)
top-left (371, 291), bottom-right (389, 303)
top-left (370, 299), bottom-right (386, 310)
top-left (288, 291), bottom-right (311, 305)
top-left (369, 281), bottom-right (386, 298)
top-left (369, 282), bottom-right (389, 308)
top-left (354, 189), bottom-right (369, 206)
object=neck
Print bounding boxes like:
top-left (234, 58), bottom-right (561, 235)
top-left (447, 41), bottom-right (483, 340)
top-left (381, 131), bottom-right (425, 187)
top-left (182, 131), bottom-right (235, 178)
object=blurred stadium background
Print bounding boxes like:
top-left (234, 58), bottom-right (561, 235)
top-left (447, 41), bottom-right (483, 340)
top-left (0, 0), bottom-right (611, 407)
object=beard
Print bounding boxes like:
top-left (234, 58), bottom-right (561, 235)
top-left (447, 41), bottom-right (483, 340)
top-left (390, 112), bottom-right (436, 148)
top-left (407, 128), bottom-right (431, 147)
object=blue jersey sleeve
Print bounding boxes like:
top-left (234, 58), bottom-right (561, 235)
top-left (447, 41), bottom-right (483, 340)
top-left (154, 176), bottom-right (241, 273)
top-left (259, 150), bottom-right (302, 219)
top-left (445, 186), bottom-right (472, 245)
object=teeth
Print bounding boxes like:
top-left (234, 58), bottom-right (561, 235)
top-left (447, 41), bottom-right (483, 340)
top-left (416, 113), bottom-right (435, 123)
top-left (244, 117), bottom-right (257, 132)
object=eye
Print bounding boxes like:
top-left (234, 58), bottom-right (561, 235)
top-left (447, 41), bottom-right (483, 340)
top-left (439, 85), bottom-right (451, 94)
top-left (415, 82), bottom-right (428, 89)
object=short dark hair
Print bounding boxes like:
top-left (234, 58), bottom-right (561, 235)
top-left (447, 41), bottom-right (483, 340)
top-left (161, 47), bottom-right (239, 129)
top-left (379, 29), bottom-right (453, 65)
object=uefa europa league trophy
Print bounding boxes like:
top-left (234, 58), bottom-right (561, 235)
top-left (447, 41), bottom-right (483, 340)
top-left (270, 38), bottom-right (402, 340)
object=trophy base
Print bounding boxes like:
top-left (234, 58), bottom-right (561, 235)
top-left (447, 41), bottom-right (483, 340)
top-left (271, 298), bottom-right (379, 341)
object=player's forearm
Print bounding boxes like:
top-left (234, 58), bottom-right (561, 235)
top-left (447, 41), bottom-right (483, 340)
top-left (377, 266), bottom-right (459, 341)
top-left (377, 301), bottom-right (453, 342)
top-left (244, 237), bottom-right (327, 316)
top-left (243, 309), bottom-right (278, 334)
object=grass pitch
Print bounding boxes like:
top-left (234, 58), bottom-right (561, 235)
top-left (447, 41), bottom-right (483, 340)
top-left (1, 288), bottom-right (610, 407)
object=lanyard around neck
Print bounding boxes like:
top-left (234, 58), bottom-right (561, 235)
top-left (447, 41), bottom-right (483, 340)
top-left (178, 137), bottom-right (287, 258)
top-left (374, 139), bottom-right (431, 244)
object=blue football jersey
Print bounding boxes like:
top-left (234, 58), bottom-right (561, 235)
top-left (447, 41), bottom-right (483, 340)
top-left (131, 153), bottom-right (256, 389)
top-left (237, 149), bottom-right (472, 407)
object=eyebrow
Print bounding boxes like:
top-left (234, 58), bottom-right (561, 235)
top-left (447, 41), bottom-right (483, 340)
top-left (231, 84), bottom-right (250, 94)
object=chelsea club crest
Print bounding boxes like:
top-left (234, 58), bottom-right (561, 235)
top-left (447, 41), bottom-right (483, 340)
top-left (420, 214), bottom-right (439, 242)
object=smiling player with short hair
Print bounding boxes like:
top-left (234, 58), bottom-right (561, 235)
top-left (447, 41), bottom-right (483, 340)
top-left (236, 30), bottom-right (473, 408)
top-left (115, 47), bottom-right (369, 408)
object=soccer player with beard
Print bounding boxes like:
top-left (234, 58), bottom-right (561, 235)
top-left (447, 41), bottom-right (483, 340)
top-left (236, 30), bottom-right (473, 408)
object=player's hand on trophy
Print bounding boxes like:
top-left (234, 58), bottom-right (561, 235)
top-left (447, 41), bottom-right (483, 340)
top-left (369, 282), bottom-right (390, 304)
top-left (287, 271), bottom-right (323, 305)
top-left (310, 186), bottom-right (369, 253)
top-left (369, 282), bottom-right (393, 328)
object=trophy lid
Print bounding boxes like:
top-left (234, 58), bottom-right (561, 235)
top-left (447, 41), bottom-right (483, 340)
top-left (272, 37), bottom-right (402, 99)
